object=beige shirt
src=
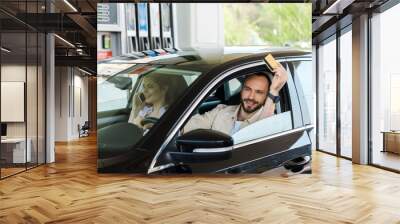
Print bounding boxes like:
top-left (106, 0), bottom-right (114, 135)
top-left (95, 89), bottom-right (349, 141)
top-left (183, 104), bottom-right (264, 135)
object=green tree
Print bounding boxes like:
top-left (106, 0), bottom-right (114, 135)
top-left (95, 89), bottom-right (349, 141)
top-left (224, 3), bottom-right (312, 49)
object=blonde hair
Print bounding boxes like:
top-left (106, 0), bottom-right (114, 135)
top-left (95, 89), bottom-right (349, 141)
top-left (130, 73), bottom-right (187, 120)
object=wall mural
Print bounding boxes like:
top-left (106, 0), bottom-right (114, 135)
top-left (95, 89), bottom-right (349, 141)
top-left (97, 3), bottom-right (313, 176)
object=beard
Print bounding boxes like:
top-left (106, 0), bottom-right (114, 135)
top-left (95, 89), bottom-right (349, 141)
top-left (240, 98), bottom-right (264, 113)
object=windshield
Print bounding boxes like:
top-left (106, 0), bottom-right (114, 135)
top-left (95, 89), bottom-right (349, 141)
top-left (97, 63), bottom-right (134, 84)
top-left (98, 63), bottom-right (201, 136)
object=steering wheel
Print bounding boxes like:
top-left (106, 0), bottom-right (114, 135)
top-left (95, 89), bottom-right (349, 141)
top-left (140, 116), bottom-right (159, 126)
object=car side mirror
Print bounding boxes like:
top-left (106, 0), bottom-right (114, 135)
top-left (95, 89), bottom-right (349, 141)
top-left (168, 129), bottom-right (233, 163)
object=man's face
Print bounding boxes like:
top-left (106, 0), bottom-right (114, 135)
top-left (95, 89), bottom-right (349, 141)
top-left (240, 75), bottom-right (269, 113)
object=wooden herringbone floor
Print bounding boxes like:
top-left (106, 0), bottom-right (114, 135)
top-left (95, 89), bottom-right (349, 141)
top-left (1, 135), bottom-right (400, 224)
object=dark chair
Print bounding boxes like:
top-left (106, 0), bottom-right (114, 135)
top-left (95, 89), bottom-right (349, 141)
top-left (79, 121), bottom-right (90, 138)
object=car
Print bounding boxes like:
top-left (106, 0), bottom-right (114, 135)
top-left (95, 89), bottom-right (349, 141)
top-left (97, 48), bottom-right (313, 174)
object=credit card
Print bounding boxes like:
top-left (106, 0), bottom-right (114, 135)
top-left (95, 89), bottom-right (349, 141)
top-left (264, 54), bottom-right (279, 71)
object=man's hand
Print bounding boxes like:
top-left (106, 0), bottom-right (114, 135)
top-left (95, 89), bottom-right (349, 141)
top-left (269, 62), bottom-right (288, 96)
top-left (260, 62), bottom-right (288, 119)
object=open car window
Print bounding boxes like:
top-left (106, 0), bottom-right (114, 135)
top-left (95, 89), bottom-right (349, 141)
top-left (180, 64), bottom-right (293, 144)
top-left (232, 111), bottom-right (292, 144)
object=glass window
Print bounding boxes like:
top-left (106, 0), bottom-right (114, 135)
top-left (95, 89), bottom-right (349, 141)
top-left (232, 111), bottom-right (292, 144)
top-left (340, 29), bottom-right (352, 158)
top-left (227, 78), bottom-right (241, 96)
top-left (150, 4), bottom-right (161, 37)
top-left (97, 3), bottom-right (119, 25)
top-left (390, 75), bottom-right (400, 129)
top-left (25, 0), bottom-right (46, 168)
top-left (292, 60), bottom-right (315, 147)
top-left (97, 63), bottom-right (133, 79)
top-left (292, 60), bottom-right (313, 125)
top-left (161, 3), bottom-right (172, 33)
top-left (1, 31), bottom-right (27, 177)
top-left (126, 4), bottom-right (137, 32)
top-left (318, 37), bottom-right (337, 154)
top-left (97, 64), bottom-right (201, 169)
top-left (38, 32), bottom-right (46, 165)
top-left (138, 3), bottom-right (149, 36)
top-left (161, 3), bottom-right (173, 48)
top-left (223, 3), bottom-right (311, 50)
top-left (371, 4), bottom-right (400, 171)
top-left (98, 63), bottom-right (201, 134)
top-left (183, 71), bottom-right (293, 144)
top-left (0, 0), bottom-right (46, 179)
top-left (27, 31), bottom-right (38, 169)
top-left (97, 78), bottom-right (133, 112)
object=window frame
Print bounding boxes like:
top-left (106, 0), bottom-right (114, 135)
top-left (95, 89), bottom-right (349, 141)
top-left (287, 58), bottom-right (313, 126)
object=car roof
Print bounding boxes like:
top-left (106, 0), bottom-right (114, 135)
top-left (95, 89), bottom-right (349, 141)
top-left (103, 47), bottom-right (311, 76)
top-left (145, 48), bottom-right (308, 64)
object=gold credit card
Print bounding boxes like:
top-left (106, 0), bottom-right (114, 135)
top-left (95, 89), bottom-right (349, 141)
top-left (264, 54), bottom-right (279, 71)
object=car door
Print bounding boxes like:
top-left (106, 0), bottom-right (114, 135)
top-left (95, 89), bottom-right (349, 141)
top-left (150, 59), bottom-right (313, 174)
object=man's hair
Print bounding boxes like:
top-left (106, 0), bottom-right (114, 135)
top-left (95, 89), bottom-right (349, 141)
top-left (243, 72), bottom-right (271, 88)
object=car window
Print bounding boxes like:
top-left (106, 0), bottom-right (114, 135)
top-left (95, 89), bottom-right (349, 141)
top-left (232, 111), bottom-right (292, 144)
top-left (98, 75), bottom-right (137, 112)
top-left (291, 60), bottom-right (312, 125)
top-left (227, 78), bottom-right (242, 96)
top-left (183, 75), bottom-right (198, 85)
top-left (98, 64), bottom-right (201, 132)
top-left (181, 67), bottom-right (293, 144)
top-left (209, 90), bottom-right (217, 97)
top-left (97, 63), bottom-right (134, 78)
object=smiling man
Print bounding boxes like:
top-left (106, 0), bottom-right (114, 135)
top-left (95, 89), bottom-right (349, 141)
top-left (183, 62), bottom-right (288, 135)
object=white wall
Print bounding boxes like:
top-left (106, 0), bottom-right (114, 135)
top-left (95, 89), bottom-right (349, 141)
top-left (1, 65), bottom-right (26, 81)
top-left (72, 73), bottom-right (89, 138)
top-left (174, 3), bottom-right (224, 51)
top-left (1, 65), bottom-right (26, 139)
top-left (1, 63), bottom-right (46, 164)
top-left (55, 67), bottom-right (89, 141)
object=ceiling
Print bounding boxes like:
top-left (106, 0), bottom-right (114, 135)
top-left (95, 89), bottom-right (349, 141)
top-left (0, 0), bottom-right (98, 74)
top-left (1, 0), bottom-right (397, 73)
top-left (312, 0), bottom-right (390, 44)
